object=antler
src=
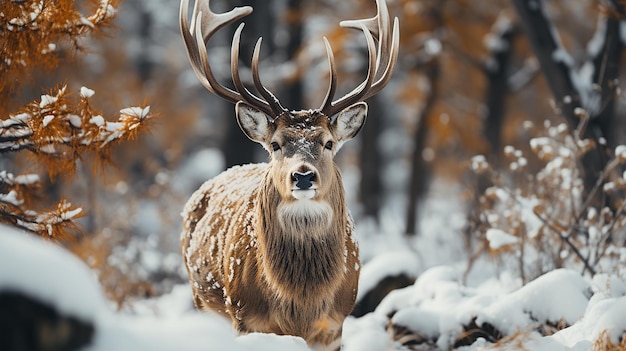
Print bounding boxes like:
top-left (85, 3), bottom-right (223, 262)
top-left (319, 0), bottom-right (400, 117)
top-left (180, 0), bottom-right (286, 119)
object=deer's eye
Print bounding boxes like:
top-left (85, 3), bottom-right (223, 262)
top-left (271, 142), bottom-right (281, 152)
top-left (324, 141), bottom-right (334, 150)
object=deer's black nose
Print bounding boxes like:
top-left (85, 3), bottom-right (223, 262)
top-left (292, 171), bottom-right (316, 190)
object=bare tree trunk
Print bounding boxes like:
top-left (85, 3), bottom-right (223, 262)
top-left (136, 7), bottom-right (153, 83)
top-left (591, 0), bottom-right (624, 150)
top-left (510, 0), bottom-right (580, 124)
top-left (476, 19), bottom-right (518, 198)
top-left (283, 0), bottom-right (304, 110)
top-left (405, 60), bottom-right (438, 236)
top-left (511, 0), bottom-right (624, 202)
top-left (224, 113), bottom-right (257, 167)
top-left (404, 2), bottom-right (445, 236)
top-left (484, 23), bottom-right (517, 162)
top-left (358, 95), bottom-right (383, 222)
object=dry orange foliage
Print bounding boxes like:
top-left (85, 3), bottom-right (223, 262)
top-left (0, 0), bottom-right (120, 94)
top-left (0, 0), bottom-right (152, 240)
top-left (1, 86), bottom-right (151, 238)
top-left (594, 331), bottom-right (626, 351)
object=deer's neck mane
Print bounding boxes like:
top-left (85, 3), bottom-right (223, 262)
top-left (256, 168), bottom-right (347, 299)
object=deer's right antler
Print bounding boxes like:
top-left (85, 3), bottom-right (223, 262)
top-left (319, 0), bottom-right (400, 118)
top-left (180, 0), bottom-right (286, 119)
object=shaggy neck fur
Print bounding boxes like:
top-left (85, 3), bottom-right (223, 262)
top-left (257, 167), bottom-right (347, 300)
top-left (277, 200), bottom-right (333, 237)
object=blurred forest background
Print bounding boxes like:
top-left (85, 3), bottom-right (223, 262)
top-left (2, 0), bottom-right (626, 309)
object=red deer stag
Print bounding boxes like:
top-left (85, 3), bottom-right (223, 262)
top-left (179, 0), bottom-right (398, 349)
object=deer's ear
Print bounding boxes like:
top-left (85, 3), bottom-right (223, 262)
top-left (333, 102), bottom-right (367, 145)
top-left (236, 102), bottom-right (273, 143)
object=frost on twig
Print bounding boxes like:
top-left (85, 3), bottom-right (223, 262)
top-left (1, 0), bottom-right (119, 92)
top-left (0, 169), bottom-right (84, 239)
top-left (469, 120), bottom-right (626, 282)
top-left (1, 85), bottom-right (152, 177)
top-left (0, 85), bottom-right (152, 239)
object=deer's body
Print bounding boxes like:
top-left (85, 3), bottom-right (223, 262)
top-left (182, 162), bottom-right (359, 345)
top-left (179, 0), bottom-right (398, 348)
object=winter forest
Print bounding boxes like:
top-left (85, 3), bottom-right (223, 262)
top-left (2, 0), bottom-right (626, 350)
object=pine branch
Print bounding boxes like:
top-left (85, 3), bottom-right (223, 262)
top-left (0, 169), bottom-right (83, 239)
top-left (0, 0), bottom-right (119, 93)
top-left (0, 85), bottom-right (152, 177)
top-left (1, 199), bottom-right (83, 239)
top-left (0, 85), bottom-right (152, 239)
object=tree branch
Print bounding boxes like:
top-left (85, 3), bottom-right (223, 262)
top-left (483, 14), bottom-right (518, 157)
top-left (590, 0), bottom-right (624, 148)
top-left (532, 207), bottom-right (596, 275)
top-left (511, 0), bottom-right (581, 129)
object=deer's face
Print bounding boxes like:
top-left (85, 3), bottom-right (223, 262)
top-left (236, 101), bottom-right (367, 203)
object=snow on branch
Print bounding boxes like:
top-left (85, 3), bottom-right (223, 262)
top-left (1, 0), bottom-right (116, 35)
top-left (0, 1), bottom-right (152, 241)
top-left (0, 0), bottom-right (119, 92)
top-left (0, 171), bottom-right (40, 206)
top-left (511, 0), bottom-right (581, 126)
top-left (2, 198), bottom-right (83, 240)
top-left (512, 0), bottom-right (624, 132)
top-left (1, 167), bottom-right (83, 238)
top-left (484, 13), bottom-right (514, 55)
top-left (0, 85), bottom-right (152, 177)
top-left (0, 84), bottom-right (151, 239)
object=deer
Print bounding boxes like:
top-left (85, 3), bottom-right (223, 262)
top-left (179, 0), bottom-right (398, 349)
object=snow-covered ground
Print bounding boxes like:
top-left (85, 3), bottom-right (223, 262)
top-left (2, 179), bottom-right (626, 351)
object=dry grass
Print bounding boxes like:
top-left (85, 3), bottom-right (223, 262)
top-left (468, 120), bottom-right (626, 283)
top-left (594, 330), bottom-right (626, 351)
top-left (486, 331), bottom-right (533, 351)
top-left (386, 314), bottom-right (576, 351)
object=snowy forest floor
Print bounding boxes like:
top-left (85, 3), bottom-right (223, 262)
top-left (2, 181), bottom-right (626, 351)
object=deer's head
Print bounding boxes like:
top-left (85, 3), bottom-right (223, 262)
top-left (180, 0), bottom-right (398, 204)
top-left (235, 102), bottom-right (367, 203)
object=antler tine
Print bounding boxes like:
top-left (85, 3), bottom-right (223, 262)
top-left (321, 23), bottom-right (378, 117)
top-left (342, 0), bottom-right (399, 100)
top-left (189, 0), bottom-right (246, 42)
top-left (180, 0), bottom-right (216, 94)
top-left (180, 0), bottom-right (284, 118)
top-left (251, 38), bottom-right (287, 117)
top-left (362, 16), bottom-right (399, 100)
top-left (319, 37), bottom-right (338, 114)
top-left (231, 24), bottom-right (274, 116)
top-left (341, 0), bottom-right (389, 72)
top-left (320, 0), bottom-right (400, 117)
top-left (192, 13), bottom-right (241, 102)
top-left (181, 0), bottom-right (248, 100)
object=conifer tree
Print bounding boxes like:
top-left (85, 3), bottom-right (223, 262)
top-left (0, 0), bottom-right (151, 239)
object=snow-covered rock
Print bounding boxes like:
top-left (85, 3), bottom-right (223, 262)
top-left (0, 224), bottom-right (102, 350)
